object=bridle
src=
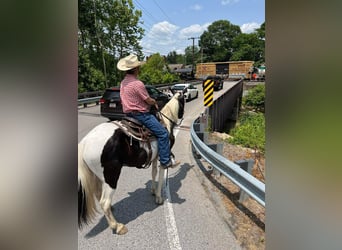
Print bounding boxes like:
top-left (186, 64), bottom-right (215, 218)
top-left (158, 111), bottom-right (183, 126)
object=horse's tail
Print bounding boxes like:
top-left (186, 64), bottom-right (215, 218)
top-left (78, 143), bottom-right (100, 229)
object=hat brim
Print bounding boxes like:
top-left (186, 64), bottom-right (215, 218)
top-left (117, 61), bottom-right (144, 71)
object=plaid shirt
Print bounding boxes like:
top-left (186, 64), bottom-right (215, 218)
top-left (120, 74), bottom-right (150, 113)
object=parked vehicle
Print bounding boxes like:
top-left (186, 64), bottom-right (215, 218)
top-left (202, 75), bottom-right (223, 91)
top-left (170, 83), bottom-right (198, 101)
top-left (100, 85), bottom-right (170, 121)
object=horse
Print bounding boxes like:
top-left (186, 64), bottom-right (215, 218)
top-left (78, 92), bottom-right (185, 235)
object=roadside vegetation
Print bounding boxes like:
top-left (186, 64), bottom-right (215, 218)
top-left (227, 84), bottom-right (265, 154)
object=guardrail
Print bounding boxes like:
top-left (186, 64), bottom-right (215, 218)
top-left (190, 116), bottom-right (265, 207)
top-left (78, 96), bottom-right (102, 108)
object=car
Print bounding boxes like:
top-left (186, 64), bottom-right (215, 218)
top-left (100, 85), bottom-right (171, 121)
top-left (170, 83), bottom-right (198, 102)
top-left (202, 75), bottom-right (223, 91)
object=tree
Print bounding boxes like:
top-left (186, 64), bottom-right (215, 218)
top-left (78, 0), bottom-right (144, 91)
top-left (184, 46), bottom-right (200, 67)
top-left (166, 51), bottom-right (178, 64)
top-left (165, 51), bottom-right (186, 64)
top-left (231, 33), bottom-right (261, 61)
top-left (139, 53), bottom-right (179, 84)
top-left (199, 20), bottom-right (241, 62)
top-left (255, 22), bottom-right (265, 64)
top-left (256, 22), bottom-right (265, 40)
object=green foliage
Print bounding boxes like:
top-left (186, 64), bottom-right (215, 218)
top-left (166, 51), bottom-right (185, 64)
top-left (78, 0), bottom-right (144, 92)
top-left (139, 54), bottom-right (179, 84)
top-left (199, 20), bottom-right (241, 62)
top-left (227, 83), bottom-right (266, 153)
top-left (231, 33), bottom-right (263, 62)
top-left (199, 20), bottom-right (265, 64)
top-left (228, 112), bottom-right (265, 154)
top-left (243, 84), bottom-right (265, 112)
top-left (78, 46), bottom-right (105, 92)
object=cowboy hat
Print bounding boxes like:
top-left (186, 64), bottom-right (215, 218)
top-left (117, 54), bottom-right (144, 71)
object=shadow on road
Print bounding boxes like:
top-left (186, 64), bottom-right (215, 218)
top-left (85, 163), bottom-right (192, 238)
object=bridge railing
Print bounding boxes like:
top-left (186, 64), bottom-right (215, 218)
top-left (190, 117), bottom-right (265, 207)
top-left (209, 79), bottom-right (243, 132)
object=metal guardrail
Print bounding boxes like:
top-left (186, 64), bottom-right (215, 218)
top-left (78, 90), bottom-right (103, 99)
top-left (78, 96), bottom-right (101, 108)
top-left (190, 118), bottom-right (265, 207)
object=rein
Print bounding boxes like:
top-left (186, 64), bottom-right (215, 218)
top-left (158, 111), bottom-right (183, 126)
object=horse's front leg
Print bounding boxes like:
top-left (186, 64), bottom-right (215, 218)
top-left (100, 183), bottom-right (128, 235)
top-left (155, 166), bottom-right (165, 204)
top-left (151, 158), bottom-right (158, 196)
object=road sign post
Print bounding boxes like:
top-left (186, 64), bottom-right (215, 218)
top-left (203, 79), bottom-right (214, 107)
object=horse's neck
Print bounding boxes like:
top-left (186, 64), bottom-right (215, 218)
top-left (164, 119), bottom-right (173, 133)
top-left (161, 97), bottom-right (178, 133)
top-left (161, 109), bottom-right (175, 133)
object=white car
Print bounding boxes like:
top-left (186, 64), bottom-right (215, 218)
top-left (171, 83), bottom-right (199, 101)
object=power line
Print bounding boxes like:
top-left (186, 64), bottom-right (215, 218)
top-left (133, 1), bottom-right (190, 56)
top-left (134, 0), bottom-right (159, 23)
top-left (152, 0), bottom-right (173, 24)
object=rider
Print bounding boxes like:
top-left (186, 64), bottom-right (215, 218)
top-left (117, 54), bottom-right (180, 169)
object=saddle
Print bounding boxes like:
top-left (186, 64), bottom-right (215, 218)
top-left (113, 116), bottom-right (155, 142)
top-left (112, 116), bottom-right (155, 168)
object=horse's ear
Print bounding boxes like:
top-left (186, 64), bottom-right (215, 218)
top-left (169, 86), bottom-right (175, 95)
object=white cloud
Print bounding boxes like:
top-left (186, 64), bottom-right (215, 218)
top-left (221, 0), bottom-right (240, 5)
top-left (240, 22), bottom-right (260, 33)
top-left (179, 23), bottom-right (210, 39)
top-left (190, 4), bottom-right (202, 11)
top-left (141, 21), bottom-right (181, 55)
top-left (141, 22), bottom-right (211, 55)
top-left (148, 21), bottom-right (179, 40)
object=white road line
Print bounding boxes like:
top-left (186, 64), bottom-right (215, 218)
top-left (164, 128), bottom-right (182, 250)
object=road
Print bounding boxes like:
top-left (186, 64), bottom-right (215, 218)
top-left (78, 81), bottom-right (242, 250)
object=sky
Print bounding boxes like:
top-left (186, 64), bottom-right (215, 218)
top-left (133, 0), bottom-right (265, 56)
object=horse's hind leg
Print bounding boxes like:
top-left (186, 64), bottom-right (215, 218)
top-left (100, 183), bottom-right (128, 235)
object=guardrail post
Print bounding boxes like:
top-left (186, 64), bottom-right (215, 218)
top-left (235, 159), bottom-right (254, 203)
top-left (192, 123), bottom-right (202, 159)
top-left (207, 143), bottom-right (223, 178)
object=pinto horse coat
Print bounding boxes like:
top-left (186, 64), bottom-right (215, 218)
top-left (78, 93), bottom-right (184, 234)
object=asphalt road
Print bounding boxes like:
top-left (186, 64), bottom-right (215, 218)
top-left (78, 81), bottom-right (241, 250)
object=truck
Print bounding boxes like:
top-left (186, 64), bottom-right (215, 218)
top-left (195, 61), bottom-right (254, 80)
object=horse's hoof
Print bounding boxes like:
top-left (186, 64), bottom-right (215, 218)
top-left (151, 188), bottom-right (156, 196)
top-left (155, 196), bottom-right (164, 205)
top-left (116, 224), bottom-right (128, 235)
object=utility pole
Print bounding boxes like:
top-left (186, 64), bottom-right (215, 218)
top-left (188, 37), bottom-right (200, 78)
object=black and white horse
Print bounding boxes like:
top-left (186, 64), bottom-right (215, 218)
top-left (78, 92), bottom-right (185, 234)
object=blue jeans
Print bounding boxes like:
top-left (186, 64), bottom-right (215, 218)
top-left (128, 112), bottom-right (170, 165)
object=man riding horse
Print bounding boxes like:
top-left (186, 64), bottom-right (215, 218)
top-left (117, 54), bottom-right (180, 169)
